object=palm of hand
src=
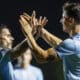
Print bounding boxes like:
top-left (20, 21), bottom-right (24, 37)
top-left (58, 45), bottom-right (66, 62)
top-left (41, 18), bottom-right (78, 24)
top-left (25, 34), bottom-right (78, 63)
top-left (22, 11), bottom-right (48, 35)
top-left (19, 15), bottom-right (32, 34)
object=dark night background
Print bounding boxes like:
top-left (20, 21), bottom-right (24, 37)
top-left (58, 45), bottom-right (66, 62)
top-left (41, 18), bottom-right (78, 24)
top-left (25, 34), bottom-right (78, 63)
top-left (0, 0), bottom-right (80, 80)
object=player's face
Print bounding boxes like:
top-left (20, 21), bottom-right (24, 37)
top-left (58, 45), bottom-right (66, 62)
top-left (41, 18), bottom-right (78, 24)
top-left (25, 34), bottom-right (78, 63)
top-left (60, 11), bottom-right (75, 33)
top-left (0, 28), bottom-right (14, 48)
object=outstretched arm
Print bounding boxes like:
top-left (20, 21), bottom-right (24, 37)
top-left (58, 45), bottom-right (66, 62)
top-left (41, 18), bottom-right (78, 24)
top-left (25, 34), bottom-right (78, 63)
top-left (11, 11), bottom-right (47, 59)
top-left (22, 11), bottom-right (62, 47)
top-left (19, 15), bottom-right (61, 63)
top-left (11, 38), bottom-right (28, 59)
top-left (41, 28), bottom-right (62, 47)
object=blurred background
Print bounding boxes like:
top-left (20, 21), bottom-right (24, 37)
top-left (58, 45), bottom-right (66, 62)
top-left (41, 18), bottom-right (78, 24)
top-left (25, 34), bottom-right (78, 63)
top-left (0, 0), bottom-right (79, 80)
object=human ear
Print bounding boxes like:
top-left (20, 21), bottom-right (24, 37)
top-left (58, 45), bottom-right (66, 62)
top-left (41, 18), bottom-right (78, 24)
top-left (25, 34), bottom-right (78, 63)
top-left (68, 18), bottom-right (75, 25)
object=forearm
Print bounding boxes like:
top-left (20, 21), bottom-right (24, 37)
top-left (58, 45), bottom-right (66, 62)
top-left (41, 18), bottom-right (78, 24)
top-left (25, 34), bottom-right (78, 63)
top-left (26, 32), bottom-right (60, 62)
top-left (11, 39), bottom-right (28, 58)
top-left (27, 32), bottom-right (49, 58)
top-left (11, 34), bottom-right (40, 59)
top-left (41, 28), bottom-right (62, 47)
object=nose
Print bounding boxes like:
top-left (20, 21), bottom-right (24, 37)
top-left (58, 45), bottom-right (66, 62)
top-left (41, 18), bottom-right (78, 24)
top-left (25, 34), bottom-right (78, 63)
top-left (10, 36), bottom-right (14, 41)
top-left (60, 18), bottom-right (63, 24)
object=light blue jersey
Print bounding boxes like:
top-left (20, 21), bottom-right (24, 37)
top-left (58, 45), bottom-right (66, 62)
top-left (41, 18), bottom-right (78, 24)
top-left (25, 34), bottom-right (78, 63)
top-left (14, 65), bottom-right (43, 80)
top-left (0, 48), bottom-right (14, 80)
top-left (56, 33), bottom-right (80, 80)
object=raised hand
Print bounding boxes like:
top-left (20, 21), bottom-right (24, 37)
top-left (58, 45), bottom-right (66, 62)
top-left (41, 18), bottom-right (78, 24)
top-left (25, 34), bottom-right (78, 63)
top-left (22, 11), bottom-right (48, 36)
top-left (19, 15), bottom-right (32, 35)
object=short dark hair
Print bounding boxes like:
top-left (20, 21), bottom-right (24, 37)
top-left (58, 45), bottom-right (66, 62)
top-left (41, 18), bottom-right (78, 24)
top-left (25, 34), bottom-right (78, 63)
top-left (0, 24), bottom-right (10, 34)
top-left (63, 2), bottom-right (80, 23)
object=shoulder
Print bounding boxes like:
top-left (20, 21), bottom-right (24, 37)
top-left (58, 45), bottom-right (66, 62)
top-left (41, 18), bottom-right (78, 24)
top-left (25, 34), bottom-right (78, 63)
top-left (63, 38), bottom-right (74, 45)
top-left (0, 48), bottom-right (12, 60)
top-left (0, 48), bottom-right (11, 53)
top-left (60, 38), bottom-right (75, 51)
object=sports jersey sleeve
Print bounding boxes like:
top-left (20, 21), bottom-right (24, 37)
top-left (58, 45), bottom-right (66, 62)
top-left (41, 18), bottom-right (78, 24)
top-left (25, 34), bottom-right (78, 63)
top-left (0, 48), bottom-right (12, 66)
top-left (55, 39), bottom-right (76, 59)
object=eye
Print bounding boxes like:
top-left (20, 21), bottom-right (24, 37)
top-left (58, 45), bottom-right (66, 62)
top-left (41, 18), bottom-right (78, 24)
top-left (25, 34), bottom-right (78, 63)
top-left (7, 34), bottom-right (11, 37)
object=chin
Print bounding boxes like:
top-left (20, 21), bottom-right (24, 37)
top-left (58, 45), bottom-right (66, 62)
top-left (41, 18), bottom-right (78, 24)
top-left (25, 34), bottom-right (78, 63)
top-left (63, 29), bottom-right (66, 32)
top-left (8, 46), bottom-right (12, 49)
top-left (8, 44), bottom-right (12, 49)
top-left (63, 28), bottom-right (68, 33)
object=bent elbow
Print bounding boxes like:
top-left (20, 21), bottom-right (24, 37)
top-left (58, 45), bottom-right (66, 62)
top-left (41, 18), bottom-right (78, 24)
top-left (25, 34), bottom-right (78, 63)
top-left (41, 51), bottom-right (49, 59)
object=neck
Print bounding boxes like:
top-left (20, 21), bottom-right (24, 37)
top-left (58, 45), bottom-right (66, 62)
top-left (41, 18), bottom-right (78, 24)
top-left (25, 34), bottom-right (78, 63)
top-left (69, 24), bottom-right (80, 36)
top-left (0, 40), bottom-right (12, 49)
top-left (21, 63), bottom-right (30, 69)
top-left (0, 43), bottom-right (11, 49)
top-left (0, 42), bottom-right (7, 48)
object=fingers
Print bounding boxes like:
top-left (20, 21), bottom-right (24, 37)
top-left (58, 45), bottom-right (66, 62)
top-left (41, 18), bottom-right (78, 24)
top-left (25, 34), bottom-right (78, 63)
top-left (20, 15), bottom-right (29, 26)
top-left (19, 16), bottom-right (27, 30)
top-left (19, 15), bottom-right (32, 33)
top-left (19, 19), bottom-right (24, 27)
top-left (32, 10), bottom-right (36, 18)
top-left (20, 11), bottom-right (48, 36)
top-left (19, 19), bottom-right (27, 36)
top-left (38, 16), bottom-right (48, 27)
top-left (20, 15), bottom-right (33, 31)
top-left (22, 11), bottom-right (48, 28)
top-left (23, 12), bottom-right (31, 20)
top-left (38, 16), bottom-right (42, 25)
top-left (19, 17), bottom-right (27, 33)
top-left (42, 17), bottom-right (48, 26)
top-left (31, 10), bottom-right (38, 27)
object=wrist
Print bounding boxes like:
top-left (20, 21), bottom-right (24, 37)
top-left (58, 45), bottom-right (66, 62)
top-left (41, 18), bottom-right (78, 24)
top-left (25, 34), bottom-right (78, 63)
top-left (27, 32), bottom-right (32, 36)
top-left (41, 28), bottom-right (45, 37)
